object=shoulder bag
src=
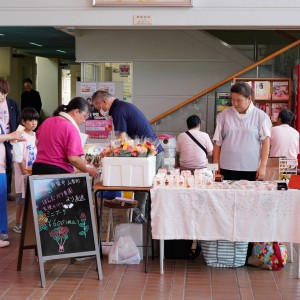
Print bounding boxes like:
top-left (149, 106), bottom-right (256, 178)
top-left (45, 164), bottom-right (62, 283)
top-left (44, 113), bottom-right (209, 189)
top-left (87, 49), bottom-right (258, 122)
top-left (185, 131), bottom-right (207, 156)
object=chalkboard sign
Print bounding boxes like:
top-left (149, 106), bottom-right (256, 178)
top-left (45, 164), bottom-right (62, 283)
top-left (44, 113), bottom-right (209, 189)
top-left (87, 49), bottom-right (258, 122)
top-left (29, 173), bottom-right (102, 287)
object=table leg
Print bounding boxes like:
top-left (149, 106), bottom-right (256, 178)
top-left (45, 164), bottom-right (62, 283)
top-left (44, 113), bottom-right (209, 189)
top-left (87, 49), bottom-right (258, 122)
top-left (289, 242), bottom-right (294, 263)
top-left (99, 191), bottom-right (104, 259)
top-left (298, 244), bottom-right (300, 278)
top-left (94, 191), bottom-right (99, 237)
top-left (145, 190), bottom-right (151, 273)
top-left (160, 240), bottom-right (164, 274)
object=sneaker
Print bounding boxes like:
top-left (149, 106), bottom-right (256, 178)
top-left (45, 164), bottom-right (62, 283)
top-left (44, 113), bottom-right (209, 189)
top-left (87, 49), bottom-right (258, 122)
top-left (0, 240), bottom-right (9, 248)
top-left (0, 233), bottom-right (8, 241)
top-left (13, 224), bottom-right (22, 234)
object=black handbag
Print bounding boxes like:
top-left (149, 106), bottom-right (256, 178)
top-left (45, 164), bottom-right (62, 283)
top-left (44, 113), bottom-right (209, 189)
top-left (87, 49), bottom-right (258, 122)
top-left (164, 240), bottom-right (201, 260)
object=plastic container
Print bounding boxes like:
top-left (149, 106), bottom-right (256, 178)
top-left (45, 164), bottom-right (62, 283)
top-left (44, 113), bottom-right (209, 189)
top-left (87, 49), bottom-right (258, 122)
top-left (158, 134), bottom-right (176, 158)
top-left (157, 134), bottom-right (176, 170)
top-left (102, 156), bottom-right (156, 187)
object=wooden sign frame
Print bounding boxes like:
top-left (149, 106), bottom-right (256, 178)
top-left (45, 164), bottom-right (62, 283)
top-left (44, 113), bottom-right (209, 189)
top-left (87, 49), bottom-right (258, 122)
top-left (28, 173), bottom-right (102, 287)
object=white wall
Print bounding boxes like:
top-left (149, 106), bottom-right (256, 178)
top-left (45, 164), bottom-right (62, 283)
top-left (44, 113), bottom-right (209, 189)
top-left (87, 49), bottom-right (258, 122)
top-left (1, 0), bottom-right (300, 28)
top-left (36, 57), bottom-right (59, 117)
top-left (77, 30), bottom-right (252, 120)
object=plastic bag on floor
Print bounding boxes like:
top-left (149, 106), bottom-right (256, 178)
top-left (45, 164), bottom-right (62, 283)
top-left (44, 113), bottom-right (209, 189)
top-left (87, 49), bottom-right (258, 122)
top-left (109, 235), bottom-right (140, 264)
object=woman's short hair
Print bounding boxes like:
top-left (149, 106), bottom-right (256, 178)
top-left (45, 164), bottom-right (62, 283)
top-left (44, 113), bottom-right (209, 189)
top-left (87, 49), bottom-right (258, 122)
top-left (230, 82), bottom-right (253, 98)
top-left (0, 78), bottom-right (9, 94)
top-left (186, 115), bottom-right (201, 129)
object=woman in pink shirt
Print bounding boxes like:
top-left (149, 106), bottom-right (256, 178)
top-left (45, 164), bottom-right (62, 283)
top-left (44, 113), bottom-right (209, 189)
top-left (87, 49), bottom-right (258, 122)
top-left (32, 97), bottom-right (98, 179)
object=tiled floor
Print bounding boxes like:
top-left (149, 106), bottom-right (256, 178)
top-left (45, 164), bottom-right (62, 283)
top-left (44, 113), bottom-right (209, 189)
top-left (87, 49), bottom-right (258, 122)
top-left (1, 201), bottom-right (300, 300)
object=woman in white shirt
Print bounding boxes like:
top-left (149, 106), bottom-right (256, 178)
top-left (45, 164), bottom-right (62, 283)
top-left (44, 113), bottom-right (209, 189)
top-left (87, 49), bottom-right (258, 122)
top-left (213, 82), bottom-right (272, 181)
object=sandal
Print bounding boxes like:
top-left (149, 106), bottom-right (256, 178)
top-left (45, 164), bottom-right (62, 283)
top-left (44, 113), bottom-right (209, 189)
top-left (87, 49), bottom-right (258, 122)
top-left (0, 240), bottom-right (9, 248)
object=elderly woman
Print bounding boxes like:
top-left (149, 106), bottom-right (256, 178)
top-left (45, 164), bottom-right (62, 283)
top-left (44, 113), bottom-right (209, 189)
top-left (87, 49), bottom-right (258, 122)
top-left (32, 97), bottom-right (98, 178)
top-left (213, 81), bottom-right (272, 181)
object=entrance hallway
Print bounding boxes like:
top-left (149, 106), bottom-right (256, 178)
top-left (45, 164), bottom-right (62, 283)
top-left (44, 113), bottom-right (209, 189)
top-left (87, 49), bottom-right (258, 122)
top-left (1, 201), bottom-right (300, 300)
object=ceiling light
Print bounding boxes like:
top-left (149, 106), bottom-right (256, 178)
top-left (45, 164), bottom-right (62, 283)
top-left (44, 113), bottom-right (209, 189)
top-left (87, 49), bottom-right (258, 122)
top-left (56, 50), bottom-right (66, 53)
top-left (0, 33), bottom-right (4, 36)
top-left (30, 42), bottom-right (43, 47)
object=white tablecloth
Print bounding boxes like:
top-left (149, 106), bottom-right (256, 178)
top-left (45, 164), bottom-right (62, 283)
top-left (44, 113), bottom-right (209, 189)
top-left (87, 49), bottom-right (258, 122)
top-left (150, 186), bottom-right (300, 243)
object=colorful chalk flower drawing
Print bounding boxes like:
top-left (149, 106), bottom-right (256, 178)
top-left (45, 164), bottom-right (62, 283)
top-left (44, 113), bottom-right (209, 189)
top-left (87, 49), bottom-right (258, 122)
top-left (78, 213), bottom-right (89, 238)
top-left (37, 210), bottom-right (48, 231)
top-left (49, 226), bottom-right (69, 252)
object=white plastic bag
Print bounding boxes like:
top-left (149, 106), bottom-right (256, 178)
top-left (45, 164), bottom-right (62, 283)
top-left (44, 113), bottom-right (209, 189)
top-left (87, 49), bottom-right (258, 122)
top-left (114, 223), bottom-right (144, 260)
top-left (108, 235), bottom-right (140, 264)
top-left (12, 142), bottom-right (23, 163)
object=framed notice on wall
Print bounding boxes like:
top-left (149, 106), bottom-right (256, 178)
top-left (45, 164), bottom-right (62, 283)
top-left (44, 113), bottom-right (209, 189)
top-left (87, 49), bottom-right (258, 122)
top-left (93, 0), bottom-right (192, 6)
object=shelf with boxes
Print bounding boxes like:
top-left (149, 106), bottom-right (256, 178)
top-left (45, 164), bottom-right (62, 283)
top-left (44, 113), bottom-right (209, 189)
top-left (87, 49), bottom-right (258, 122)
top-left (234, 78), bottom-right (291, 123)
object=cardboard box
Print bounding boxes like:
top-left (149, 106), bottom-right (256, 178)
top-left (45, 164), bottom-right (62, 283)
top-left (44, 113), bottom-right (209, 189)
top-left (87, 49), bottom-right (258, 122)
top-left (100, 207), bottom-right (129, 241)
top-left (102, 156), bottom-right (156, 187)
top-left (265, 157), bottom-right (279, 181)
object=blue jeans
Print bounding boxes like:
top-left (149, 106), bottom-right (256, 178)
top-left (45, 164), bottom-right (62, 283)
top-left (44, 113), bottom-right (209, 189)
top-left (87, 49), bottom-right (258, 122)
top-left (0, 173), bottom-right (8, 234)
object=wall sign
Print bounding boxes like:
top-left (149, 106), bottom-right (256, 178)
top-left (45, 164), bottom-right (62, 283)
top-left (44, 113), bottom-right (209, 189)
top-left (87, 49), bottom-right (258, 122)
top-left (119, 64), bottom-right (130, 76)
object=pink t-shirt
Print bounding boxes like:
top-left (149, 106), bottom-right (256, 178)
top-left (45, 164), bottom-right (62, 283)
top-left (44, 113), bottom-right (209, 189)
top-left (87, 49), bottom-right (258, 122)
top-left (0, 100), bottom-right (10, 134)
top-left (0, 143), bottom-right (5, 173)
top-left (176, 129), bottom-right (213, 169)
top-left (0, 101), bottom-right (9, 173)
top-left (270, 124), bottom-right (299, 159)
top-left (35, 116), bottom-right (84, 173)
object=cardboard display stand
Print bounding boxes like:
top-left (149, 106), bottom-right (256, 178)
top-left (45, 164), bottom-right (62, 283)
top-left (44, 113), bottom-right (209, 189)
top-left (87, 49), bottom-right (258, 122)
top-left (17, 173), bottom-right (102, 288)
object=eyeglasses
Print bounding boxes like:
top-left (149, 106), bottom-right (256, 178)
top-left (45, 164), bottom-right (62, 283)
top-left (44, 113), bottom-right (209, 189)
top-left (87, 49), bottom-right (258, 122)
top-left (80, 110), bottom-right (89, 120)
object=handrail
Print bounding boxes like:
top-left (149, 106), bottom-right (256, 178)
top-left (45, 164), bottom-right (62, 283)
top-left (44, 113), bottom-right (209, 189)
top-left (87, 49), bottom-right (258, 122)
top-left (150, 39), bottom-right (300, 124)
